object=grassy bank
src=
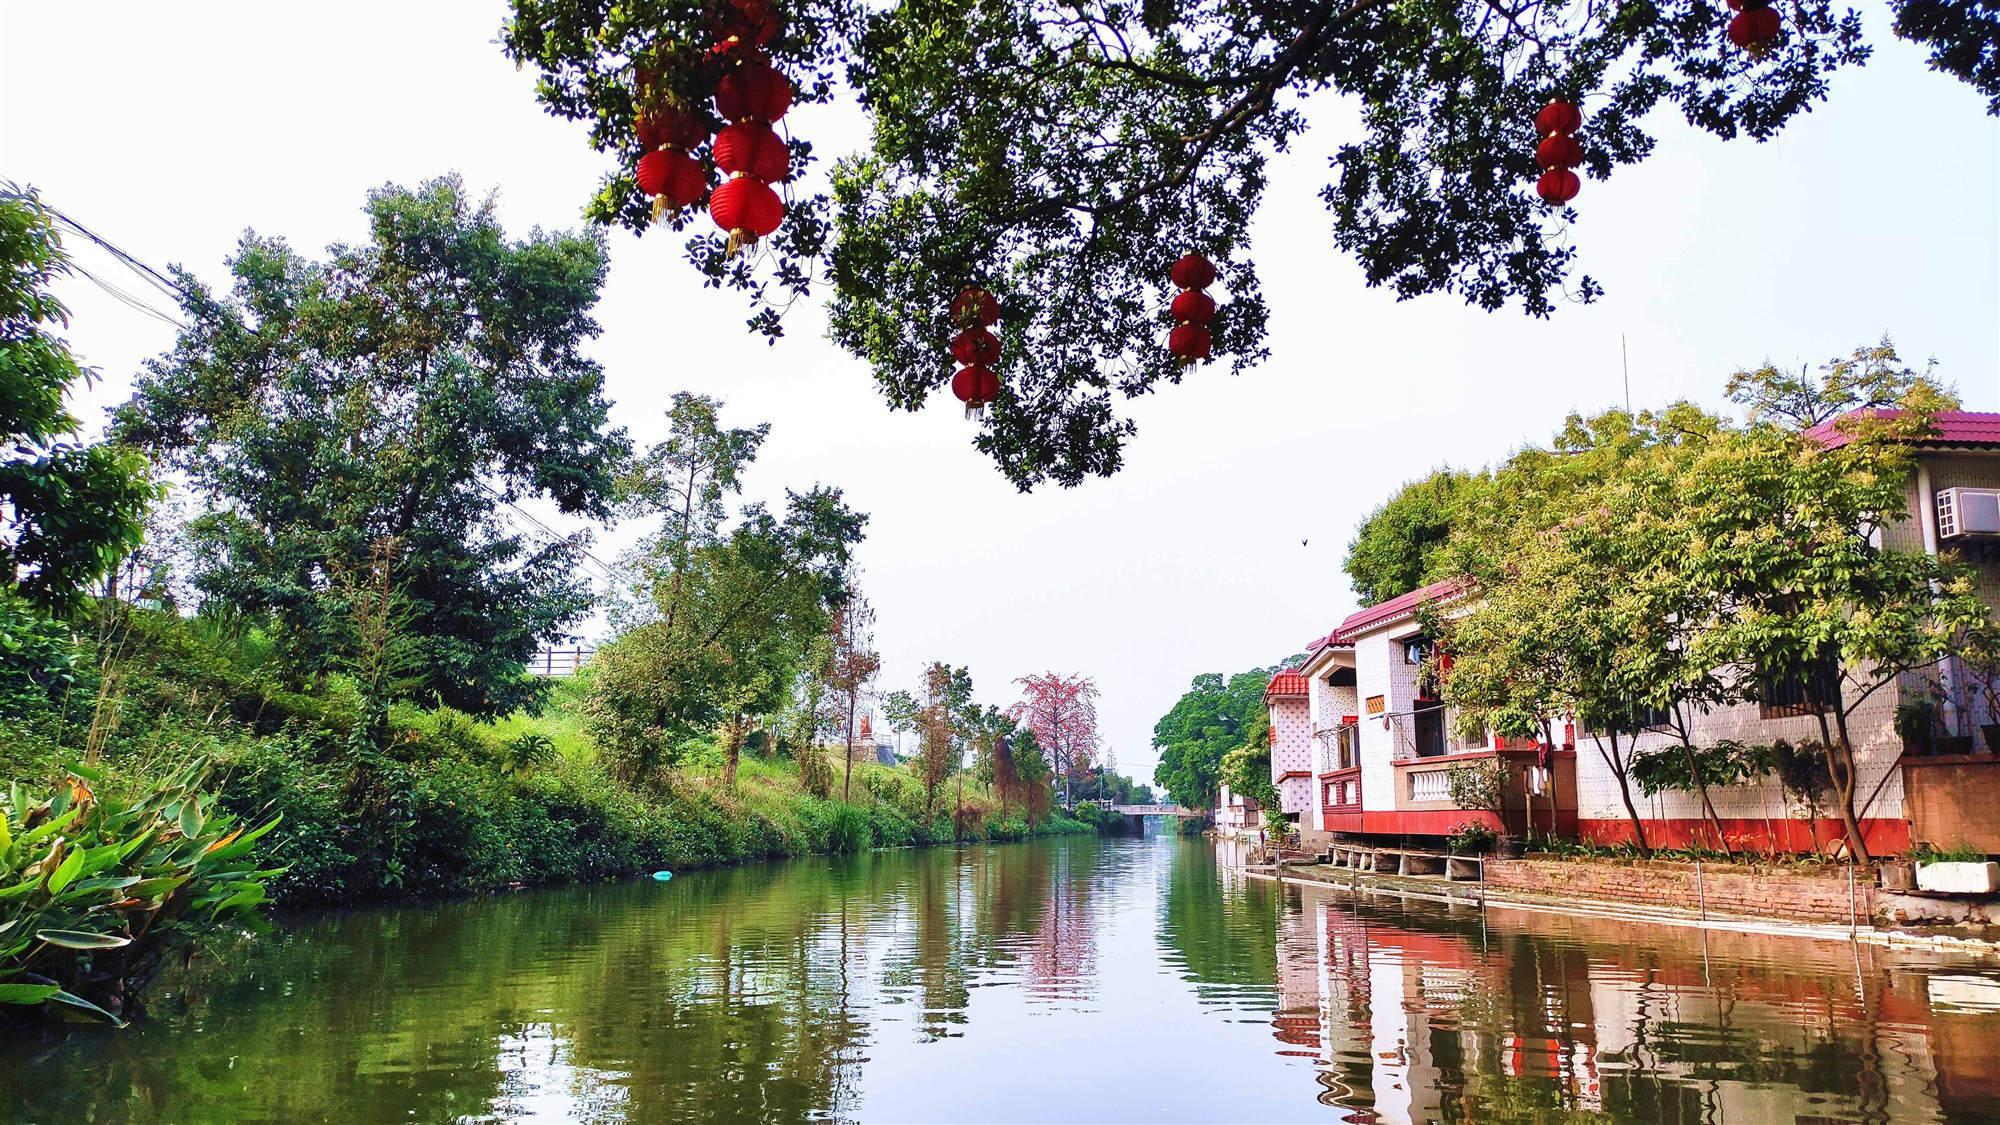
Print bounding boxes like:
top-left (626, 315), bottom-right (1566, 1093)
top-left (4, 610), bottom-right (1093, 912)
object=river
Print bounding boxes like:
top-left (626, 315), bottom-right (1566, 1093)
top-left (4, 834), bottom-right (1999, 1123)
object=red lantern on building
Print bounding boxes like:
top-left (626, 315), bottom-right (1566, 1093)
top-left (709, 176), bottom-right (785, 252)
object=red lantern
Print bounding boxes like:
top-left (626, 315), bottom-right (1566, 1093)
top-left (1168, 323), bottom-right (1212, 363)
top-left (710, 176), bottom-right (785, 252)
top-left (1534, 100), bottom-right (1582, 138)
top-left (1169, 252), bottom-right (1217, 291)
top-left (637, 106), bottom-right (708, 152)
top-left (951, 365), bottom-right (1000, 412)
top-left (951, 287), bottom-right (1000, 328)
top-left (713, 121), bottom-right (791, 183)
top-left (637, 149), bottom-right (707, 214)
top-left (950, 328), bottom-right (1002, 366)
top-left (1728, 7), bottom-right (1781, 51)
top-left (1535, 133), bottom-right (1583, 171)
top-left (1726, 0), bottom-right (1772, 11)
top-left (1169, 289), bottom-right (1215, 324)
top-left (716, 64), bottom-right (793, 123)
top-left (1536, 168), bottom-right (1581, 206)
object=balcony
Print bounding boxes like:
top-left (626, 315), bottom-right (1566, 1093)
top-left (1393, 747), bottom-right (1578, 838)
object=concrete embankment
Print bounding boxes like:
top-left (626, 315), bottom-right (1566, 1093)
top-left (1239, 852), bottom-right (2000, 957)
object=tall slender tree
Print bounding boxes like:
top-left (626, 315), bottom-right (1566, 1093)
top-left (827, 593), bottom-right (881, 800)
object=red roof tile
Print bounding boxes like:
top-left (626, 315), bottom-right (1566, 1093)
top-left (1338, 576), bottom-right (1472, 637)
top-left (1804, 410), bottom-right (2000, 450)
top-left (1265, 671), bottom-right (1308, 700)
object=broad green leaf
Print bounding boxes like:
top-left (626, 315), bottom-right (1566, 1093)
top-left (126, 875), bottom-right (188, 899)
top-left (17, 808), bottom-right (78, 849)
top-left (47, 988), bottom-right (127, 1027)
top-left (0, 983), bottom-right (60, 1005)
top-left (45, 847), bottom-right (84, 895)
top-left (72, 875), bottom-right (142, 895)
top-left (36, 928), bottom-right (131, 950)
top-left (61, 760), bottom-right (104, 784)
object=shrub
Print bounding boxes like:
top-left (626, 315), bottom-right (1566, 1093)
top-left (1446, 759), bottom-right (1508, 816)
top-left (0, 758), bottom-right (281, 1027)
top-left (1446, 821), bottom-right (1498, 855)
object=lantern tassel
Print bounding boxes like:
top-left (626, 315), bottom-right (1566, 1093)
top-left (651, 195), bottom-right (667, 223)
top-left (727, 228), bottom-right (756, 257)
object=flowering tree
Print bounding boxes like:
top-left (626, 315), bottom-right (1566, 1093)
top-left (1009, 672), bottom-right (1100, 808)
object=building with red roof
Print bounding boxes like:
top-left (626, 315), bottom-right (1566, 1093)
top-left (1268, 407), bottom-right (2000, 855)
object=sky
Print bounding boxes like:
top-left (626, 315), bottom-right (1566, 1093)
top-left (4, 2), bottom-right (1996, 786)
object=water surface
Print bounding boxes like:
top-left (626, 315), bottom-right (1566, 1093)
top-left (5, 834), bottom-right (1998, 1123)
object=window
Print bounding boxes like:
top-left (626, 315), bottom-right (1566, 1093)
top-left (1413, 702), bottom-right (1447, 758)
top-left (1759, 652), bottom-right (1841, 719)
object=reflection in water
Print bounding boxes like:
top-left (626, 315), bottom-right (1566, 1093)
top-left (3, 835), bottom-right (1997, 1123)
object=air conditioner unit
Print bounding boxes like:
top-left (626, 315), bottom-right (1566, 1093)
top-left (1937, 487), bottom-right (2000, 539)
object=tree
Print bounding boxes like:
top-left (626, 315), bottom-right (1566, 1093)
top-left (1726, 337), bottom-right (1944, 431)
top-left (1218, 709), bottom-right (1278, 816)
top-left (826, 593), bottom-right (881, 800)
top-left (588, 395), bottom-right (865, 782)
top-left (1432, 406), bottom-right (1737, 854)
top-left (1673, 407), bottom-right (1998, 863)
top-left (880, 688), bottom-right (920, 761)
top-left (1010, 672), bottom-right (1100, 808)
top-left (915, 662), bottom-right (965, 818)
top-left (1345, 469), bottom-right (1485, 605)
top-left (1011, 727), bottom-right (1053, 824)
top-left (498, 0), bottom-right (1992, 488)
top-left (116, 177), bottom-right (626, 720)
top-left (1151, 667), bottom-right (1270, 809)
top-left (0, 188), bottom-right (153, 616)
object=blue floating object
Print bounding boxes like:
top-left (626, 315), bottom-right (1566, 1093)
top-left (651, 870), bottom-right (674, 882)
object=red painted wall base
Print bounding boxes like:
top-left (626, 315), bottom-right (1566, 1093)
top-left (1579, 816), bottom-right (1911, 855)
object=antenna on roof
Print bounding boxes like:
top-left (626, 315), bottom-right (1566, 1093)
top-left (1621, 333), bottom-right (1632, 414)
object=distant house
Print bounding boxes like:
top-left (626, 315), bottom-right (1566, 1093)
top-left (1216, 784), bottom-right (1260, 834)
top-left (1267, 410), bottom-right (2000, 855)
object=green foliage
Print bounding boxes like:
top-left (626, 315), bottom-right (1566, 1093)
top-left (1446, 759), bottom-right (1509, 816)
top-left (490, 0), bottom-right (1988, 487)
top-left (1152, 667), bottom-right (1275, 810)
top-left (115, 176), bottom-right (627, 721)
top-left (1629, 740), bottom-right (1766, 799)
top-left (0, 188), bottom-right (156, 617)
top-left (0, 758), bottom-right (281, 1027)
top-left (0, 588), bottom-right (82, 717)
top-left (1345, 469), bottom-right (1484, 606)
top-left (1446, 821), bottom-right (1499, 855)
top-left (588, 393), bottom-right (863, 781)
top-left (1218, 711), bottom-right (1278, 815)
top-left (1910, 841), bottom-right (1989, 864)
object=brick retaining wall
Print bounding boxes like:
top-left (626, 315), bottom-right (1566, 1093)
top-left (1482, 857), bottom-right (1873, 925)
